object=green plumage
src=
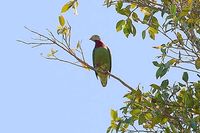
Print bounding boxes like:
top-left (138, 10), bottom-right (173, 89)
top-left (93, 47), bottom-right (112, 87)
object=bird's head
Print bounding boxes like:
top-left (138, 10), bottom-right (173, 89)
top-left (89, 35), bottom-right (101, 42)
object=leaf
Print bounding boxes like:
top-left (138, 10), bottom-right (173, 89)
top-left (142, 30), bottom-right (146, 39)
top-left (118, 8), bottom-right (131, 16)
top-left (116, 20), bottom-right (125, 32)
top-left (161, 117), bottom-right (168, 124)
top-left (123, 20), bottom-right (132, 38)
top-left (140, 7), bottom-right (151, 16)
top-left (152, 61), bottom-right (160, 67)
top-left (150, 84), bottom-right (161, 90)
top-left (170, 4), bottom-right (176, 16)
top-left (151, 16), bottom-right (159, 28)
top-left (156, 66), bottom-right (163, 79)
top-left (131, 24), bottom-right (136, 36)
top-left (153, 45), bottom-right (163, 49)
top-left (195, 58), bottom-right (200, 69)
top-left (110, 109), bottom-right (118, 121)
top-left (59, 15), bottom-right (65, 26)
top-left (156, 66), bottom-right (168, 79)
top-left (145, 113), bottom-right (153, 120)
top-left (148, 27), bottom-right (158, 40)
top-left (182, 72), bottom-right (188, 83)
top-left (130, 3), bottom-right (137, 9)
top-left (131, 12), bottom-right (138, 22)
top-left (115, 0), bottom-right (123, 12)
top-left (61, 1), bottom-right (74, 13)
top-left (143, 15), bottom-right (150, 24)
top-left (161, 79), bottom-right (169, 89)
top-left (123, 27), bottom-right (130, 38)
top-left (138, 114), bottom-right (146, 125)
top-left (130, 109), bottom-right (141, 116)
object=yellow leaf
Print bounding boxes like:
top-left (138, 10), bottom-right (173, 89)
top-left (153, 45), bottom-right (163, 49)
top-left (61, 1), bottom-right (74, 13)
top-left (169, 59), bottom-right (178, 65)
top-left (59, 15), bottom-right (65, 26)
top-left (130, 3), bottom-right (137, 9)
top-left (140, 7), bottom-right (151, 16)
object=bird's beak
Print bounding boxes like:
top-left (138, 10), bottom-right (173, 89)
top-left (89, 37), bottom-right (92, 40)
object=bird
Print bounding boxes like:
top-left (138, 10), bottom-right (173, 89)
top-left (90, 35), bottom-right (112, 87)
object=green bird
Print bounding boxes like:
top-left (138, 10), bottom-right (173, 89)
top-left (90, 35), bottom-right (112, 87)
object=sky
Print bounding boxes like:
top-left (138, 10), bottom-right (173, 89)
top-left (0, 0), bottom-right (197, 133)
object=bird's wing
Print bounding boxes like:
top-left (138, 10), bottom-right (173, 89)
top-left (107, 46), bottom-right (112, 77)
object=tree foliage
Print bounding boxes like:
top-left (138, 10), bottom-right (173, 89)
top-left (19, 0), bottom-right (200, 132)
top-left (104, 0), bottom-right (200, 132)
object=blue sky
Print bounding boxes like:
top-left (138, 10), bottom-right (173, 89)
top-left (0, 0), bottom-right (196, 133)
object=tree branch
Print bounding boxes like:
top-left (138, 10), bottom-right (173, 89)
top-left (18, 27), bottom-right (134, 91)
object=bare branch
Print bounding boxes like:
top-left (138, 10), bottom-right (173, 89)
top-left (18, 27), bottom-right (134, 91)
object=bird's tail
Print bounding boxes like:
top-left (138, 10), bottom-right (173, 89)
top-left (101, 79), bottom-right (107, 87)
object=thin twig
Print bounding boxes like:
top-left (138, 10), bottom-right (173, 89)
top-left (172, 66), bottom-right (200, 74)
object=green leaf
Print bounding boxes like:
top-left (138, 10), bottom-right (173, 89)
top-left (161, 117), bottom-right (168, 124)
top-left (148, 27), bottom-right (158, 40)
top-left (118, 8), bottom-right (131, 16)
top-left (138, 114), bottom-right (146, 125)
top-left (142, 30), bottom-right (146, 39)
top-left (195, 58), bottom-right (200, 69)
top-left (170, 4), bottom-right (177, 16)
top-left (59, 15), bottom-right (65, 26)
top-left (151, 16), bottom-right (159, 28)
top-left (152, 61), bottom-right (160, 67)
top-left (115, 0), bottom-right (123, 12)
top-left (148, 30), bottom-right (155, 40)
top-left (150, 84), bottom-right (161, 90)
top-left (161, 79), bottom-right (169, 89)
top-left (156, 66), bottom-right (163, 79)
top-left (160, 67), bottom-right (168, 78)
top-left (143, 15), bottom-right (150, 24)
top-left (116, 20), bottom-right (125, 32)
top-left (182, 72), bottom-right (188, 83)
top-left (165, 127), bottom-right (171, 133)
top-left (61, 1), bottom-right (74, 13)
top-left (123, 27), bottom-right (130, 38)
top-left (123, 20), bottom-right (132, 38)
top-left (131, 24), bottom-right (136, 36)
top-left (156, 66), bottom-right (168, 79)
top-left (110, 109), bottom-right (118, 121)
top-left (130, 109), bottom-right (141, 116)
top-left (131, 12), bottom-right (138, 22)
top-left (145, 113), bottom-right (153, 120)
